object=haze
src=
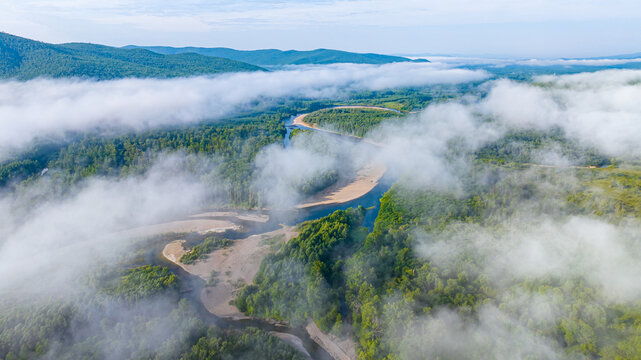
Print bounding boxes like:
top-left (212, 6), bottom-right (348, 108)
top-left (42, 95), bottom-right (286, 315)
top-left (2, 0), bottom-right (641, 57)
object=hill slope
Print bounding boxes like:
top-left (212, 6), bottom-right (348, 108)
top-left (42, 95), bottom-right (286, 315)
top-left (124, 46), bottom-right (428, 66)
top-left (0, 33), bottom-right (264, 80)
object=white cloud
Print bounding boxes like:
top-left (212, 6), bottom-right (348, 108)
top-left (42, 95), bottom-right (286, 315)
top-left (421, 56), bottom-right (641, 67)
top-left (6, 0), bottom-right (641, 29)
top-left (482, 70), bottom-right (641, 156)
top-left (389, 305), bottom-right (565, 360)
top-left (0, 155), bottom-right (211, 296)
top-left (0, 63), bottom-right (488, 159)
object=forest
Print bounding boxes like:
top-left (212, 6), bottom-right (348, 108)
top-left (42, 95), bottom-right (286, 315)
top-left (180, 237), bottom-right (231, 265)
top-left (232, 156), bottom-right (641, 359)
top-left (3, 75), bottom-right (638, 360)
top-left (0, 111), bottom-right (286, 207)
top-left (236, 207), bottom-right (368, 333)
top-left (0, 243), bottom-right (306, 360)
top-left (0, 87), bottom-right (453, 207)
top-left (124, 46), bottom-right (423, 66)
top-left (0, 32), bottom-right (263, 80)
top-left (304, 108), bottom-right (402, 137)
top-left (475, 128), bottom-right (612, 167)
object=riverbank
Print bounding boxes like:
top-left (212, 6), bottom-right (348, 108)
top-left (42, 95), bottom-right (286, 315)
top-left (297, 162), bottom-right (386, 209)
top-left (161, 222), bottom-right (360, 360)
top-left (162, 224), bottom-right (298, 318)
top-left (118, 211), bottom-right (258, 238)
top-left (306, 322), bottom-right (357, 360)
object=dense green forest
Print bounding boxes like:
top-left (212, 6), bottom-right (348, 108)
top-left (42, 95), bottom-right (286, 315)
top-left (231, 157), bottom-right (641, 359)
top-left (125, 46), bottom-right (427, 66)
top-left (180, 237), bottom-right (231, 264)
top-left (5, 74), bottom-right (635, 359)
top-left (0, 258), bottom-right (306, 360)
top-left (304, 108), bottom-right (403, 137)
top-left (0, 111), bottom-right (287, 206)
top-left (6, 27), bottom-right (641, 360)
top-left (475, 128), bottom-right (611, 167)
top-left (5, 160), bottom-right (641, 357)
top-left (0, 32), bottom-right (263, 80)
top-left (181, 327), bottom-right (305, 360)
top-left (0, 87), bottom-right (456, 207)
top-left (334, 87), bottom-right (463, 112)
top-left (236, 207), bottom-right (368, 333)
top-left (295, 169), bottom-right (339, 195)
top-left (343, 165), bottom-right (641, 359)
top-left (0, 263), bottom-right (189, 360)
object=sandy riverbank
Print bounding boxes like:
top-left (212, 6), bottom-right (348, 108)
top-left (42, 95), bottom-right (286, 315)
top-left (305, 322), bottom-right (357, 360)
top-left (188, 211), bottom-right (269, 223)
top-left (119, 218), bottom-right (240, 238)
top-left (162, 225), bottom-right (359, 360)
top-left (292, 112), bottom-right (316, 129)
top-left (162, 225), bottom-right (298, 318)
top-left (118, 211), bottom-right (270, 239)
top-left (297, 161), bottom-right (386, 209)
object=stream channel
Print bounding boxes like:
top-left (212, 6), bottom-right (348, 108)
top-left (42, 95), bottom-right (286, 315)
top-left (149, 114), bottom-right (392, 359)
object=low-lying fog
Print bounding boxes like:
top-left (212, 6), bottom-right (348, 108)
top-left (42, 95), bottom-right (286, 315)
top-left (3, 64), bottom-right (641, 359)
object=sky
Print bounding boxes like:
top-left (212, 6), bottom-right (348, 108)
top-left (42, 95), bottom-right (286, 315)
top-left (2, 1), bottom-right (641, 58)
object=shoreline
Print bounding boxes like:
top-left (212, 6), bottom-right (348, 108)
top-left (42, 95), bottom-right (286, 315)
top-left (291, 107), bottom-right (389, 147)
top-left (118, 211), bottom-right (251, 238)
top-left (161, 225), bottom-right (357, 359)
top-left (162, 225), bottom-right (298, 318)
top-left (160, 219), bottom-right (359, 360)
top-left (305, 322), bottom-right (357, 360)
top-left (296, 161), bottom-right (386, 209)
top-left (290, 105), bottom-right (393, 209)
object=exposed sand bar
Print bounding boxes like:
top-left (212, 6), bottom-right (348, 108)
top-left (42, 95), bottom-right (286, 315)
top-left (188, 211), bottom-right (269, 223)
top-left (119, 218), bottom-right (240, 238)
top-left (162, 225), bottom-right (298, 318)
top-left (297, 162), bottom-right (386, 209)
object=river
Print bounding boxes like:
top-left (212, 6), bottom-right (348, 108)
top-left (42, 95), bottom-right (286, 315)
top-left (151, 112), bottom-right (393, 360)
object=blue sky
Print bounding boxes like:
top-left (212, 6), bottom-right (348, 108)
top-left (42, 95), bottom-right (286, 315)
top-left (2, 0), bottom-right (641, 57)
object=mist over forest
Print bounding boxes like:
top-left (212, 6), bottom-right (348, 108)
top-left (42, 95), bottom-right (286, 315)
top-left (3, 26), bottom-right (641, 360)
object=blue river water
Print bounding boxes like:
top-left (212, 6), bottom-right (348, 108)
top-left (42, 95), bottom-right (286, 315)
top-left (152, 115), bottom-right (393, 360)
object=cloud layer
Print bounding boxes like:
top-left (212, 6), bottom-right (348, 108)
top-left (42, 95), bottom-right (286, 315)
top-left (3, 66), bottom-right (641, 358)
top-left (0, 155), bottom-right (212, 296)
top-left (0, 62), bottom-right (488, 159)
top-left (483, 70), bottom-right (641, 157)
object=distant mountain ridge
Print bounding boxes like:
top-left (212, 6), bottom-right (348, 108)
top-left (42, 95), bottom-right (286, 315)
top-left (123, 46), bottom-right (429, 66)
top-left (0, 32), bottom-right (264, 80)
top-left (587, 52), bottom-right (641, 60)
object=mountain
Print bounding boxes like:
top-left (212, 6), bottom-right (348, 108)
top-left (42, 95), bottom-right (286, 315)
top-left (588, 52), bottom-right (641, 60)
top-left (0, 33), bottom-right (264, 80)
top-left (123, 46), bottom-right (429, 66)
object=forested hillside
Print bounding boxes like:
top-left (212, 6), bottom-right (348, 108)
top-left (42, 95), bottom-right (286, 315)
top-left (0, 32), bottom-right (263, 80)
top-left (304, 108), bottom-right (402, 137)
top-left (124, 46), bottom-right (428, 66)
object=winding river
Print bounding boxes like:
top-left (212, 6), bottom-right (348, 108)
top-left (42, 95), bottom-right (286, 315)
top-left (152, 108), bottom-right (395, 359)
